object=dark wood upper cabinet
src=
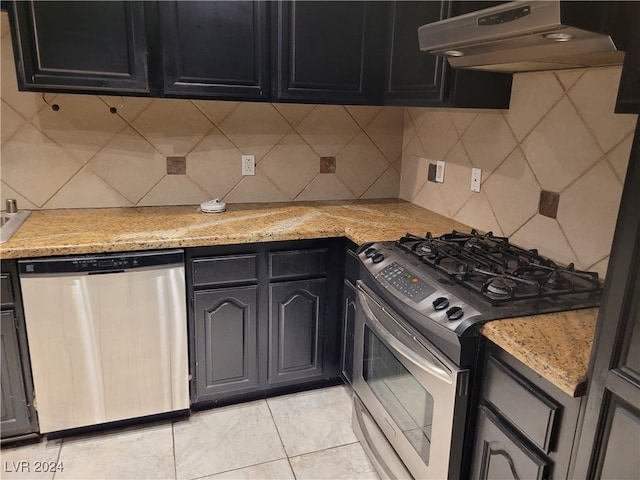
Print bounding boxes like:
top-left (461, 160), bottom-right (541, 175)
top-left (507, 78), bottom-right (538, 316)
top-left (385, 1), bottom-right (447, 104)
top-left (158, 0), bottom-right (270, 100)
top-left (616, 8), bottom-right (640, 114)
top-left (7, 1), bottom-right (149, 94)
top-left (384, 1), bottom-right (512, 108)
top-left (5, 0), bottom-right (513, 108)
top-left (273, 1), bottom-right (388, 105)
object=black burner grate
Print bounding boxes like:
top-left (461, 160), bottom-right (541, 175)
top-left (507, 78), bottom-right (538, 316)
top-left (396, 230), bottom-right (602, 305)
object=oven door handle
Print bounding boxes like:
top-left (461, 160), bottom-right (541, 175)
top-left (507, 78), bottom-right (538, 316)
top-left (357, 288), bottom-right (453, 384)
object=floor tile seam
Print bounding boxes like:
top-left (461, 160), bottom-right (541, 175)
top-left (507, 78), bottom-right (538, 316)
top-left (171, 422), bottom-right (178, 480)
top-left (51, 438), bottom-right (64, 480)
top-left (287, 440), bottom-right (363, 460)
top-left (264, 396), bottom-right (291, 459)
top-left (180, 458), bottom-right (291, 480)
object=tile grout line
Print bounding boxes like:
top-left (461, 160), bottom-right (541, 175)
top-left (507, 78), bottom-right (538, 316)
top-left (263, 397), bottom-right (300, 479)
top-left (171, 421), bottom-right (178, 480)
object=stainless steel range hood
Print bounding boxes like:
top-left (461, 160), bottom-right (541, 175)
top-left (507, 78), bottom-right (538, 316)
top-left (418, 1), bottom-right (634, 72)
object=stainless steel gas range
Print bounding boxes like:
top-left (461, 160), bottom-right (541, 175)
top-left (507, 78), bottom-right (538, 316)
top-left (351, 230), bottom-right (602, 479)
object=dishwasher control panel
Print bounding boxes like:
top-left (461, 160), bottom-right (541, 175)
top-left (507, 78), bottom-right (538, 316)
top-left (19, 249), bottom-right (184, 275)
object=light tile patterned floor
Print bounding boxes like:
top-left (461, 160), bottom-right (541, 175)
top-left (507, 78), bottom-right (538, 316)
top-left (0, 385), bottom-right (379, 480)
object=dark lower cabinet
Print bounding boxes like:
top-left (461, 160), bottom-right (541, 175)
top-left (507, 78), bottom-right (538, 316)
top-left (340, 244), bottom-right (360, 384)
top-left (193, 286), bottom-right (259, 402)
top-left (7, 1), bottom-right (149, 94)
top-left (341, 279), bottom-right (357, 384)
top-left (187, 239), bottom-right (343, 407)
top-left (268, 279), bottom-right (326, 385)
top-left (158, 1), bottom-right (270, 100)
top-left (1, 262), bottom-right (38, 439)
top-left (472, 406), bottom-right (549, 480)
top-left (468, 340), bottom-right (583, 480)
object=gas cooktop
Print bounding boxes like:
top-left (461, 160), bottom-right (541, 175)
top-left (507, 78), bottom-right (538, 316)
top-left (358, 230), bottom-right (602, 338)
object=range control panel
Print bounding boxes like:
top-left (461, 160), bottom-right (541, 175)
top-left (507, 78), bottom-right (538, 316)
top-left (380, 262), bottom-right (434, 303)
top-left (357, 242), bottom-right (483, 331)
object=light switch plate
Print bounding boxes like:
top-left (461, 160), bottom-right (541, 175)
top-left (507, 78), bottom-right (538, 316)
top-left (471, 167), bottom-right (482, 192)
top-left (435, 161), bottom-right (445, 183)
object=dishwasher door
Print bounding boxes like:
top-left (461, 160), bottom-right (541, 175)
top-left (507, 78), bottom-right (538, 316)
top-left (19, 253), bottom-right (189, 433)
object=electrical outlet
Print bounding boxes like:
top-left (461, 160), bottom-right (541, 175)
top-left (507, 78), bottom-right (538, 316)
top-left (242, 155), bottom-right (255, 176)
top-left (435, 161), bottom-right (445, 183)
top-left (471, 167), bottom-right (482, 192)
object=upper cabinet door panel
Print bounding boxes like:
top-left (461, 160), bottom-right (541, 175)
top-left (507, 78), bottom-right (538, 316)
top-left (385, 1), bottom-right (447, 103)
top-left (275, 1), bottom-right (387, 104)
top-left (386, 0), bottom-right (511, 109)
top-left (159, 1), bottom-right (270, 100)
top-left (10, 1), bottom-right (149, 93)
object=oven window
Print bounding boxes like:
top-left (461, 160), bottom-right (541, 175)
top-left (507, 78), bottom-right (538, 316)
top-left (363, 325), bottom-right (434, 465)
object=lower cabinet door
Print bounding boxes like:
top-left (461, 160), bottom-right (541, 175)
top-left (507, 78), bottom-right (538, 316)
top-left (193, 286), bottom-right (259, 403)
top-left (341, 279), bottom-right (357, 384)
top-left (471, 406), bottom-right (550, 480)
top-left (268, 279), bottom-right (326, 386)
top-left (1, 310), bottom-right (31, 438)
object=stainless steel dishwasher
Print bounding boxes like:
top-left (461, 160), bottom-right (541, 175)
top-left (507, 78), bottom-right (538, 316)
top-left (18, 250), bottom-right (189, 434)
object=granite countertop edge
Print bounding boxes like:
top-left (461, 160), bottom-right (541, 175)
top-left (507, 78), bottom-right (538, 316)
top-left (0, 199), bottom-right (596, 398)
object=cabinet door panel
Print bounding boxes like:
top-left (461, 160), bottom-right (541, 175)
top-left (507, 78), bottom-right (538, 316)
top-left (194, 286), bottom-right (259, 403)
top-left (341, 279), bottom-right (357, 384)
top-left (159, 1), bottom-right (269, 99)
top-left (598, 398), bottom-right (640, 479)
top-left (471, 406), bottom-right (550, 480)
top-left (275, 1), bottom-right (387, 104)
top-left (385, 1), bottom-right (447, 103)
top-left (10, 1), bottom-right (149, 93)
top-left (1, 310), bottom-right (31, 438)
top-left (483, 356), bottom-right (560, 453)
top-left (269, 279), bottom-right (326, 385)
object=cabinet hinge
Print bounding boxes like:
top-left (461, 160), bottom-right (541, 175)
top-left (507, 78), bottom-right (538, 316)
top-left (13, 315), bottom-right (19, 330)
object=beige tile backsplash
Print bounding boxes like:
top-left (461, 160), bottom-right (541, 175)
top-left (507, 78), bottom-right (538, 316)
top-left (0, 17), bottom-right (402, 210)
top-left (400, 66), bottom-right (637, 277)
top-left (1, 9), bottom-right (636, 279)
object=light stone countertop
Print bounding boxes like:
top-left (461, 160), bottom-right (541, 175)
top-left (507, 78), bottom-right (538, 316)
top-left (0, 198), bottom-right (597, 397)
top-left (481, 308), bottom-right (598, 397)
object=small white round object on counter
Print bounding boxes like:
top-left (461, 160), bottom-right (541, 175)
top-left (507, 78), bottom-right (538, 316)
top-left (199, 199), bottom-right (226, 213)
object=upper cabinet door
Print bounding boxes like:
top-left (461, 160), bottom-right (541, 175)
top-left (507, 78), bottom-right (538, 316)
top-left (385, 1), bottom-right (447, 104)
top-left (159, 1), bottom-right (270, 100)
top-left (616, 8), bottom-right (640, 114)
top-left (8, 1), bottom-right (149, 93)
top-left (385, 1), bottom-right (511, 108)
top-left (274, 1), bottom-right (388, 105)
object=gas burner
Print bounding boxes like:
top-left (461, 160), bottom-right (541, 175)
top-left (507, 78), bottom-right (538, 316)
top-left (387, 230), bottom-right (603, 308)
top-left (546, 270), bottom-right (574, 291)
top-left (485, 277), bottom-right (517, 298)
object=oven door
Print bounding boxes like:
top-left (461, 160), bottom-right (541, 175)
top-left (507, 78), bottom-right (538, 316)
top-left (353, 281), bottom-right (469, 480)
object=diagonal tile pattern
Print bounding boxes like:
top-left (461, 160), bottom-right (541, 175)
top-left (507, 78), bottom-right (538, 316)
top-left (0, 386), bottom-right (377, 480)
top-left (0, 12), bottom-right (402, 210)
top-left (1, 8), bottom-right (634, 281)
top-left (401, 66), bottom-right (637, 277)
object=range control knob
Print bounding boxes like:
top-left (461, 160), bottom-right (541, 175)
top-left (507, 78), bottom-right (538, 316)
top-left (446, 306), bottom-right (464, 321)
top-left (364, 247), bottom-right (377, 258)
top-left (372, 253), bottom-right (385, 264)
top-left (432, 297), bottom-right (449, 311)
